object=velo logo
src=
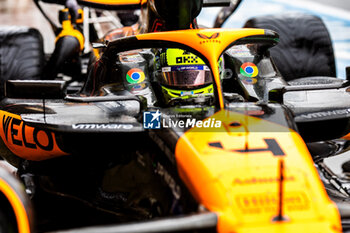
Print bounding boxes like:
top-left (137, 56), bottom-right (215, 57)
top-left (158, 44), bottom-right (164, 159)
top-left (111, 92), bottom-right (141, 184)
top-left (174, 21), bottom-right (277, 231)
top-left (143, 110), bottom-right (161, 129)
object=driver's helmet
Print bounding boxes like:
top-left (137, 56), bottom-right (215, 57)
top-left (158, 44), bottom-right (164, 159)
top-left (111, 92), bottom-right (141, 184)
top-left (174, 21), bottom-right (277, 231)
top-left (154, 48), bottom-right (215, 104)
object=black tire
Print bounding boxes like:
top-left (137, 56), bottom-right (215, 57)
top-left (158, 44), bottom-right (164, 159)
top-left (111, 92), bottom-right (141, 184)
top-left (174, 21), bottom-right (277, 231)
top-left (244, 13), bottom-right (336, 81)
top-left (0, 203), bottom-right (16, 233)
top-left (0, 26), bottom-right (44, 97)
top-left (0, 167), bottom-right (33, 233)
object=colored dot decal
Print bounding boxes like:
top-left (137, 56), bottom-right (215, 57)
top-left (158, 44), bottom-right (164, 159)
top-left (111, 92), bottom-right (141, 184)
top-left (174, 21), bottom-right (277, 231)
top-left (126, 68), bottom-right (145, 84)
top-left (132, 73), bottom-right (140, 79)
top-left (245, 66), bottom-right (253, 74)
top-left (240, 62), bottom-right (259, 78)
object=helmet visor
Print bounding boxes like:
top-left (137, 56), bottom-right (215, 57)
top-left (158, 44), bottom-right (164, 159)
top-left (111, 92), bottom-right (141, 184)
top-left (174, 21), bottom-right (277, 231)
top-left (158, 65), bottom-right (212, 88)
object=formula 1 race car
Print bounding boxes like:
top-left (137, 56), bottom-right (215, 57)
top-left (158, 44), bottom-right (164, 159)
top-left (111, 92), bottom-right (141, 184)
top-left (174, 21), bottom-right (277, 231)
top-left (1, 0), bottom-right (350, 233)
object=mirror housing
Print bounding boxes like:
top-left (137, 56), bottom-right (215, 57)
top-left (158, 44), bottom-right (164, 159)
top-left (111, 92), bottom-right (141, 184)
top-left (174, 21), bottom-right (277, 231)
top-left (269, 77), bottom-right (350, 142)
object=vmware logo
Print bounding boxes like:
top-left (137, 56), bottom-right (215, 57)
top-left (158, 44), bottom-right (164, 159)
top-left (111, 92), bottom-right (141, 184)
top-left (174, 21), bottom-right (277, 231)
top-left (143, 110), bottom-right (161, 129)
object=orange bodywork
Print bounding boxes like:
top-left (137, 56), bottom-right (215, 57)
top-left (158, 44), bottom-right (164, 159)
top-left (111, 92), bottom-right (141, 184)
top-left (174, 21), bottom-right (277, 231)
top-left (134, 29), bottom-right (342, 232)
top-left (0, 111), bottom-right (67, 161)
top-left (342, 133), bottom-right (350, 140)
top-left (175, 110), bottom-right (342, 233)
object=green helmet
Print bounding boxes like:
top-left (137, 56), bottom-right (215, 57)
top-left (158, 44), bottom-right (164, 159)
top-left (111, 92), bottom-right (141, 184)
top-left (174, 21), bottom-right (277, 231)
top-left (154, 48), bottom-right (214, 105)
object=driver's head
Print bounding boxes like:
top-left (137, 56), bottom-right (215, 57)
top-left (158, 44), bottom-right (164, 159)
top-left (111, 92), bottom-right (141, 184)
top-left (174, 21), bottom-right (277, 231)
top-left (154, 48), bottom-right (214, 105)
top-left (148, 0), bottom-right (202, 30)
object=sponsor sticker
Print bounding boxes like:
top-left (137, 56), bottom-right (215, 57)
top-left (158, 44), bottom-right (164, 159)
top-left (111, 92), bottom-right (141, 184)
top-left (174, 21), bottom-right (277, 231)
top-left (162, 65), bottom-right (209, 72)
top-left (240, 62), bottom-right (259, 78)
top-left (197, 32), bottom-right (221, 45)
top-left (180, 91), bottom-right (194, 96)
top-left (72, 123), bottom-right (134, 130)
top-left (235, 192), bottom-right (310, 214)
top-left (298, 108), bottom-right (350, 120)
top-left (0, 110), bottom-right (67, 160)
top-left (126, 68), bottom-right (145, 84)
top-left (165, 49), bottom-right (206, 66)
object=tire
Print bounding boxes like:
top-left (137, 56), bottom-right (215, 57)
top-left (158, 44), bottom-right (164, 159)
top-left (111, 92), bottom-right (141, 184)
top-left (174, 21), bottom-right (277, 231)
top-left (0, 204), bottom-right (16, 233)
top-left (0, 168), bottom-right (33, 233)
top-left (244, 13), bottom-right (336, 81)
top-left (0, 26), bottom-right (44, 97)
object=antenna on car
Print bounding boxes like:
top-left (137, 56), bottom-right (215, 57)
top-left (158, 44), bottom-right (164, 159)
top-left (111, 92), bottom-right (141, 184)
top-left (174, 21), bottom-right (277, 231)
top-left (42, 95), bottom-right (47, 124)
top-left (272, 159), bottom-right (288, 222)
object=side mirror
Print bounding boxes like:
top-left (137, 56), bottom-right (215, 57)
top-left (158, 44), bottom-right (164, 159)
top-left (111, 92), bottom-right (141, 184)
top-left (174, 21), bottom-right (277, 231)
top-left (269, 78), bottom-right (350, 142)
top-left (213, 0), bottom-right (242, 28)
